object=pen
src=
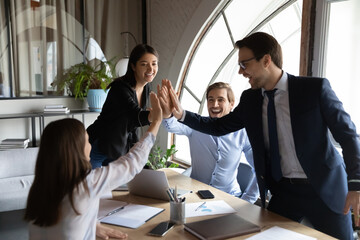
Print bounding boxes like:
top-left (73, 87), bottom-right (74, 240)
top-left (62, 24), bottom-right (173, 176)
top-left (166, 188), bottom-right (175, 201)
top-left (195, 201), bottom-right (206, 211)
top-left (105, 205), bottom-right (126, 217)
top-left (174, 185), bottom-right (178, 202)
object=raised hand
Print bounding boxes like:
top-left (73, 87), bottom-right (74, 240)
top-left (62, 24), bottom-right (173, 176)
top-left (149, 92), bottom-right (163, 123)
top-left (161, 79), bottom-right (184, 119)
top-left (157, 79), bottom-right (173, 118)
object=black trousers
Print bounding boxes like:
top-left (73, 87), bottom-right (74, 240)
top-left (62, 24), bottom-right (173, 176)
top-left (267, 179), bottom-right (353, 240)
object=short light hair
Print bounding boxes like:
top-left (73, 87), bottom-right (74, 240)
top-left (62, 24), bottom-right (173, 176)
top-left (206, 82), bottom-right (235, 103)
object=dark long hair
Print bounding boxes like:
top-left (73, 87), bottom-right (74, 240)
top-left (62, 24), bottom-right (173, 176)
top-left (109, 44), bottom-right (159, 88)
top-left (109, 44), bottom-right (159, 108)
top-left (24, 119), bottom-right (91, 226)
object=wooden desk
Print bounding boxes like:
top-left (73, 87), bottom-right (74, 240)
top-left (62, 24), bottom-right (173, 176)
top-left (100, 169), bottom-right (335, 239)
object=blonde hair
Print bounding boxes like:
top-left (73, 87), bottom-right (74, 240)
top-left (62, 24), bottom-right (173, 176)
top-left (206, 82), bottom-right (235, 103)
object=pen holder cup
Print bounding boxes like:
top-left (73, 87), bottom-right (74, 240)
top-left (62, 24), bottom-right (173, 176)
top-left (170, 201), bottom-right (186, 225)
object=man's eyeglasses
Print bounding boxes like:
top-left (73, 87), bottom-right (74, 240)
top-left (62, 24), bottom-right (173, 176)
top-left (238, 56), bottom-right (257, 70)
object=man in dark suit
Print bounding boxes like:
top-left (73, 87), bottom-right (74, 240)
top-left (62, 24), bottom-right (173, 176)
top-left (160, 32), bottom-right (360, 239)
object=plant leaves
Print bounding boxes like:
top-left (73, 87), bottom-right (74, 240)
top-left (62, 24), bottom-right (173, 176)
top-left (146, 145), bottom-right (178, 170)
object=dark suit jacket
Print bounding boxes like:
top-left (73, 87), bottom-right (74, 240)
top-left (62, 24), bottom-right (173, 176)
top-left (182, 73), bottom-right (360, 214)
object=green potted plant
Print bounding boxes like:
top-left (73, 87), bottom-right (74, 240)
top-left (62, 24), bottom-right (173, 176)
top-left (52, 59), bottom-right (116, 112)
top-left (147, 144), bottom-right (179, 170)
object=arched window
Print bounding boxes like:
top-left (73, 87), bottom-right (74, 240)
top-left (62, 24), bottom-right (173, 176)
top-left (313, 0), bottom-right (360, 146)
top-left (174, 0), bottom-right (303, 164)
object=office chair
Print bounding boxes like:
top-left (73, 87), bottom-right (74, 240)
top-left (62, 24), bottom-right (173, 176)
top-left (237, 162), bottom-right (255, 193)
top-left (184, 163), bottom-right (254, 192)
top-left (182, 166), bottom-right (192, 177)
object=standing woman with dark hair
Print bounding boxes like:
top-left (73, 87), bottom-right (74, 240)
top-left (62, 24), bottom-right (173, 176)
top-left (24, 92), bottom-right (163, 239)
top-left (87, 44), bottom-right (159, 168)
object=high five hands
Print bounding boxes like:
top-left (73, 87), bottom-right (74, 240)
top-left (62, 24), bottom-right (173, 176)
top-left (148, 78), bottom-right (180, 122)
top-left (157, 79), bottom-right (184, 119)
top-left (148, 79), bottom-right (181, 122)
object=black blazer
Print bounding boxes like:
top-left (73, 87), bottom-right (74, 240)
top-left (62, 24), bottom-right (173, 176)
top-left (87, 80), bottom-right (150, 160)
top-left (182, 73), bottom-right (360, 213)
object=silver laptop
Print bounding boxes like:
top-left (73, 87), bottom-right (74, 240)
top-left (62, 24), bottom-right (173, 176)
top-left (127, 169), bottom-right (191, 201)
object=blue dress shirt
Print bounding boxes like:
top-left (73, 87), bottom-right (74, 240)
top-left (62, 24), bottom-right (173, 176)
top-left (162, 117), bottom-right (259, 203)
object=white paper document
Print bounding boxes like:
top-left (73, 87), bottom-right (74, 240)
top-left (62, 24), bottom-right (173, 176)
top-left (185, 200), bottom-right (236, 218)
top-left (98, 199), bottom-right (164, 229)
top-left (245, 226), bottom-right (317, 240)
top-left (101, 215), bottom-right (145, 229)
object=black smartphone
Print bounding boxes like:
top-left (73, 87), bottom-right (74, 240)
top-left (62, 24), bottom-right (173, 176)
top-left (197, 190), bottom-right (215, 199)
top-left (148, 221), bottom-right (175, 237)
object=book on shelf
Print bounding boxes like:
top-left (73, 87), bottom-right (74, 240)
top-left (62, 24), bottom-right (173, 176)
top-left (44, 104), bottom-right (64, 109)
top-left (1, 138), bottom-right (30, 145)
top-left (184, 213), bottom-right (261, 240)
top-left (43, 107), bottom-right (70, 113)
top-left (0, 143), bottom-right (28, 150)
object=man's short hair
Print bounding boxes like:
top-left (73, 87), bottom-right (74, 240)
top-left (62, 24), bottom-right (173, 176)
top-left (235, 32), bottom-right (283, 69)
top-left (206, 82), bottom-right (235, 103)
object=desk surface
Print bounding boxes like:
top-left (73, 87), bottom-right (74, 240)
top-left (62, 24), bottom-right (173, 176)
top-left (100, 169), bottom-right (335, 240)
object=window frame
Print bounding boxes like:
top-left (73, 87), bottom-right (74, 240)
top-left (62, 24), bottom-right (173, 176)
top-left (171, 0), bottom-right (305, 165)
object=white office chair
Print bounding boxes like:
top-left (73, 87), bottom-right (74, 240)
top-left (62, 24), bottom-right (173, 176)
top-left (182, 166), bottom-right (192, 177)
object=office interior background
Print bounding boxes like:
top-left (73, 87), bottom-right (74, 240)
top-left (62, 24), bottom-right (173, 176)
top-left (0, 0), bottom-right (359, 167)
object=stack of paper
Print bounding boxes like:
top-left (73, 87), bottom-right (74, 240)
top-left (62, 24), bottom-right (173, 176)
top-left (43, 105), bottom-right (70, 113)
top-left (0, 138), bottom-right (30, 150)
top-left (245, 226), bottom-right (317, 240)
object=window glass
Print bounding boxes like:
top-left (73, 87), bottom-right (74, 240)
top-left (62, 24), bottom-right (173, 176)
top-left (176, 89), bottom-right (199, 163)
top-left (260, 0), bottom-right (302, 75)
top-left (184, 15), bottom-right (233, 100)
top-left (180, 88), bottom-right (201, 114)
top-left (325, 0), bottom-right (360, 132)
top-left (0, 1), bottom-right (85, 97)
top-left (0, 0), bottom-right (10, 97)
top-left (46, 42), bottom-right (57, 92)
top-left (266, 2), bottom-right (302, 43)
top-left (224, 0), bottom-right (289, 41)
top-left (175, 135), bottom-right (191, 163)
top-left (0, 0), bottom-right (108, 98)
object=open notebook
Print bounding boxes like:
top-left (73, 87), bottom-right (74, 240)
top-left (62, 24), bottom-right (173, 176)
top-left (127, 169), bottom-right (191, 201)
top-left (98, 199), bottom-right (164, 229)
